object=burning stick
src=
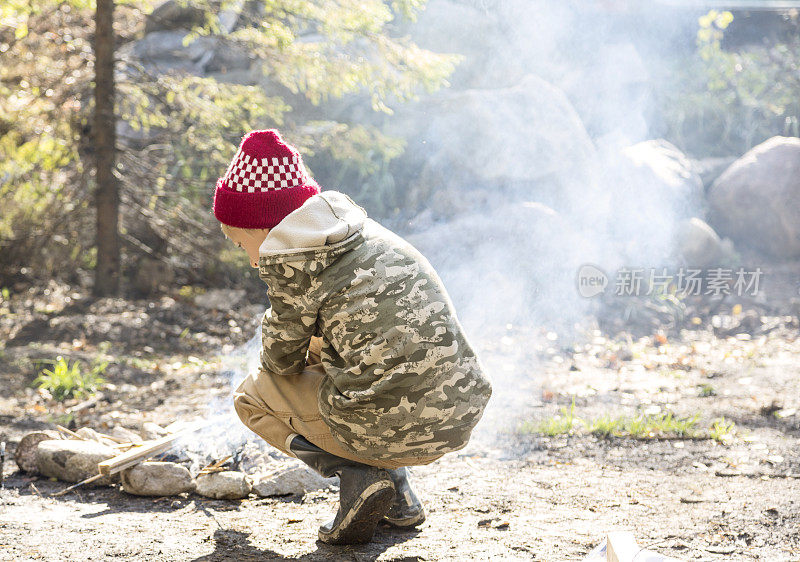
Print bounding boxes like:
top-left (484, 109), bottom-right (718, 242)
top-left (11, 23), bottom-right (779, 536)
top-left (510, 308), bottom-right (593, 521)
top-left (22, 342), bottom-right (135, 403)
top-left (197, 455), bottom-right (232, 476)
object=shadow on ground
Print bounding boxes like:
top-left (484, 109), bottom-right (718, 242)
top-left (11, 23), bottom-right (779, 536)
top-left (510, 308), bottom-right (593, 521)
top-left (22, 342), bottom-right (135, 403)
top-left (191, 527), bottom-right (422, 561)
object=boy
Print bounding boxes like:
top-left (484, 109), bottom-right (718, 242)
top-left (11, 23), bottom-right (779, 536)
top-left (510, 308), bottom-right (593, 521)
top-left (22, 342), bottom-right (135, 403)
top-left (213, 130), bottom-right (492, 545)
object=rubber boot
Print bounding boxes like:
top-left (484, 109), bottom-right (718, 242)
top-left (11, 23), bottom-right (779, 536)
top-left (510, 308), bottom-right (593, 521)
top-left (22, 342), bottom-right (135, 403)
top-left (383, 467), bottom-right (426, 527)
top-left (288, 434), bottom-right (395, 545)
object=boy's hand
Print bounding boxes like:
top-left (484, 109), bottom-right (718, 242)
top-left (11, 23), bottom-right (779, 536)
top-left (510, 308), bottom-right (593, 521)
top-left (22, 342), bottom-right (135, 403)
top-left (307, 336), bottom-right (323, 365)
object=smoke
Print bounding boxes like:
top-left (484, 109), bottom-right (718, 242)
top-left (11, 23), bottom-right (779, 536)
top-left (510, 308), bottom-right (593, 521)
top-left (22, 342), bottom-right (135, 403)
top-left (177, 324), bottom-right (264, 469)
top-left (397, 1), bottom-right (709, 441)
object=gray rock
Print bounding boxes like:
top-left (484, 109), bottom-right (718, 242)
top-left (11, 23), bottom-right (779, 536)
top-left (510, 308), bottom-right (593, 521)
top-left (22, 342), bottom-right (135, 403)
top-left (194, 288), bottom-right (246, 310)
top-left (691, 156), bottom-right (738, 190)
top-left (141, 422), bottom-right (170, 441)
top-left (708, 136), bottom-right (800, 259)
top-left (15, 431), bottom-right (60, 473)
top-left (195, 471), bottom-right (252, 499)
top-left (75, 428), bottom-right (119, 448)
top-left (132, 257), bottom-right (174, 297)
top-left (397, 74), bottom-right (595, 199)
top-left (252, 464), bottom-right (336, 497)
top-left (145, 0), bottom-right (207, 34)
top-left (616, 139), bottom-right (704, 219)
top-left (110, 426), bottom-right (144, 444)
top-left (406, 201), bottom-right (588, 327)
top-left (130, 30), bottom-right (217, 74)
top-left (121, 462), bottom-right (195, 497)
top-left (674, 218), bottom-right (726, 267)
top-left (36, 440), bottom-right (117, 484)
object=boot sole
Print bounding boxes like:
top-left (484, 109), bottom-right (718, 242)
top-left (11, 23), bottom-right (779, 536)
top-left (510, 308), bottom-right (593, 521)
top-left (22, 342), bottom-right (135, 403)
top-left (383, 508), bottom-right (426, 528)
top-left (318, 480), bottom-right (395, 545)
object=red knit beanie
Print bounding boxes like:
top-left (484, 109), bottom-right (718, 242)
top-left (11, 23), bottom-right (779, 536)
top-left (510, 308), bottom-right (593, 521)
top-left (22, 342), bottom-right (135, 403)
top-left (213, 130), bottom-right (321, 229)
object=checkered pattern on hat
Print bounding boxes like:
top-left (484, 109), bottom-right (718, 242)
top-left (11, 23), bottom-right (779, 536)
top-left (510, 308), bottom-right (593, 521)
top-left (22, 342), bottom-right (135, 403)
top-left (223, 150), bottom-right (309, 193)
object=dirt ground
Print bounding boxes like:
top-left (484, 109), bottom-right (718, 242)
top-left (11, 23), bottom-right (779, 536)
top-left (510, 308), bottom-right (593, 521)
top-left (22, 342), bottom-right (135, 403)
top-left (1, 283), bottom-right (799, 561)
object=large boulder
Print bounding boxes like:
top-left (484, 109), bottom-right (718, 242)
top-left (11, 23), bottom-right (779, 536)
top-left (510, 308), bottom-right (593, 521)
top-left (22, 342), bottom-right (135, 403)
top-left (673, 218), bottom-right (731, 267)
top-left (616, 140), bottom-right (704, 219)
top-left (145, 0), bottom-right (207, 34)
top-left (600, 140), bottom-right (704, 263)
top-left (708, 136), bottom-right (800, 259)
top-left (130, 30), bottom-right (217, 74)
top-left (406, 201), bottom-right (590, 328)
top-left (395, 74), bottom-right (596, 211)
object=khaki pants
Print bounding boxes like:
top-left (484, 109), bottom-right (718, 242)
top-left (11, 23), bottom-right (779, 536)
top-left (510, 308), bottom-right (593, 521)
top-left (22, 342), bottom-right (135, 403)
top-left (232, 354), bottom-right (443, 470)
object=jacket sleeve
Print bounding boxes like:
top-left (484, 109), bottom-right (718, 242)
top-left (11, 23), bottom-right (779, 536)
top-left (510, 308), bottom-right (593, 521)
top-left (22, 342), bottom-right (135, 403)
top-left (260, 278), bottom-right (319, 376)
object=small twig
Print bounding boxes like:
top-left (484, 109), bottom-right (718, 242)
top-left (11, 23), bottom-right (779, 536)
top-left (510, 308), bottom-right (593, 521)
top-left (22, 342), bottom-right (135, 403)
top-left (51, 473), bottom-right (105, 497)
top-left (0, 441), bottom-right (5, 489)
top-left (198, 455), bottom-right (233, 475)
top-left (56, 425), bottom-right (86, 441)
top-left (30, 483), bottom-right (43, 497)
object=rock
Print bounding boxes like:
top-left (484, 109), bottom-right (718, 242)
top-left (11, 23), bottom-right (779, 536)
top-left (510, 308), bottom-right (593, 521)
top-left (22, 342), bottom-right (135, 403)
top-left (406, 201), bottom-right (588, 328)
top-left (36, 439), bottom-right (117, 484)
top-left (130, 30), bottom-right (218, 74)
top-left (121, 462), bottom-right (195, 497)
top-left (110, 426), bottom-right (144, 444)
top-left (691, 156), bottom-right (738, 189)
top-left (195, 471), bottom-right (251, 499)
top-left (708, 136), bottom-right (800, 259)
top-left (75, 428), bottom-right (119, 448)
top-left (194, 289), bottom-right (246, 310)
top-left (674, 218), bottom-right (726, 267)
top-left (14, 431), bottom-right (60, 473)
top-left (601, 140), bottom-right (705, 261)
top-left (252, 464), bottom-right (336, 497)
top-left (145, 0), bottom-right (207, 34)
top-left (403, 75), bottom-right (595, 192)
top-left (131, 257), bottom-right (174, 297)
top-left (141, 422), bottom-right (169, 441)
top-left (616, 139), bottom-right (704, 219)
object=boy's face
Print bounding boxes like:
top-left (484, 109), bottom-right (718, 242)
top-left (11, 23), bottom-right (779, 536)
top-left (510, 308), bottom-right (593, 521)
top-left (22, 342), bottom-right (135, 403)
top-left (221, 225), bottom-right (270, 269)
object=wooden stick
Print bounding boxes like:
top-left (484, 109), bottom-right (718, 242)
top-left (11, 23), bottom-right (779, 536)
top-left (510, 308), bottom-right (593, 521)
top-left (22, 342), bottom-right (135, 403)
top-left (198, 455), bottom-right (232, 475)
top-left (56, 425), bottom-right (86, 440)
top-left (95, 432), bottom-right (128, 444)
top-left (0, 441), bottom-right (5, 489)
top-left (51, 473), bottom-right (105, 497)
top-left (97, 421), bottom-right (212, 476)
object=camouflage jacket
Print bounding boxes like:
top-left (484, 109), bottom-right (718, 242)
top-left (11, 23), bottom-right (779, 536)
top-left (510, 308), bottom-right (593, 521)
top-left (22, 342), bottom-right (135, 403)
top-left (257, 191), bottom-right (492, 460)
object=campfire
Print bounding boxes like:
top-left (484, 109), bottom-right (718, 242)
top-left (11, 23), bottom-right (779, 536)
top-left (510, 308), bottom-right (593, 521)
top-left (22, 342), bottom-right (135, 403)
top-left (12, 421), bottom-right (336, 500)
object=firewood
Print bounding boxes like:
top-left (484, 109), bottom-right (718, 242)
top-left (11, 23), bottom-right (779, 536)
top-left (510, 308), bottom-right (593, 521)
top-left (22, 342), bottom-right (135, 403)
top-left (97, 434), bottom-right (180, 476)
top-left (56, 425), bottom-right (87, 441)
top-left (97, 421), bottom-right (211, 476)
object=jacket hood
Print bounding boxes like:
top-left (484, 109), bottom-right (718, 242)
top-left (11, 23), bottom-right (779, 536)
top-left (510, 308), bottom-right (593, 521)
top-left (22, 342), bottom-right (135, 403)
top-left (258, 191), bottom-right (367, 258)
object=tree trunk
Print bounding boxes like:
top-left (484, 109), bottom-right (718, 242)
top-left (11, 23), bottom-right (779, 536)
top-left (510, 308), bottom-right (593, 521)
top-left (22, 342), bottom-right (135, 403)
top-left (93, 0), bottom-right (120, 296)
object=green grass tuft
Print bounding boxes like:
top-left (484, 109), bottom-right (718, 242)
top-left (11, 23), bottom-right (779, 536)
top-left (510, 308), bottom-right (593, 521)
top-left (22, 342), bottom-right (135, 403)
top-left (33, 356), bottom-right (107, 401)
top-left (519, 397), bottom-right (581, 436)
